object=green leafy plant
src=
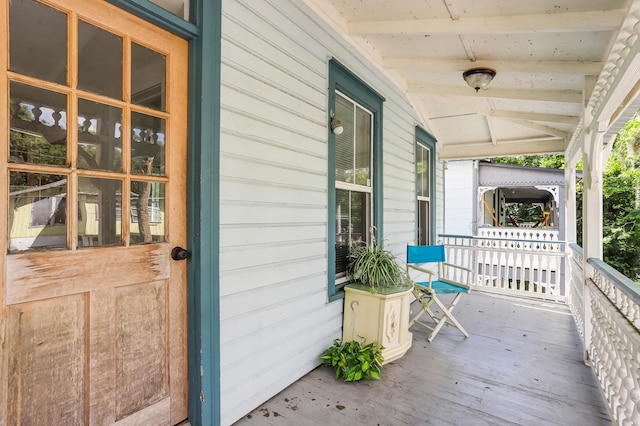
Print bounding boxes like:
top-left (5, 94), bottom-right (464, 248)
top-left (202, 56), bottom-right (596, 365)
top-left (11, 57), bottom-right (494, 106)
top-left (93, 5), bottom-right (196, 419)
top-left (320, 338), bottom-right (384, 383)
top-left (346, 227), bottom-right (412, 292)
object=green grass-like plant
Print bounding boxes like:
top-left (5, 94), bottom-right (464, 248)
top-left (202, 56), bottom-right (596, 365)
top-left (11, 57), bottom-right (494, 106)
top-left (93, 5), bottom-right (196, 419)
top-left (347, 243), bottom-right (411, 292)
top-left (320, 338), bottom-right (384, 383)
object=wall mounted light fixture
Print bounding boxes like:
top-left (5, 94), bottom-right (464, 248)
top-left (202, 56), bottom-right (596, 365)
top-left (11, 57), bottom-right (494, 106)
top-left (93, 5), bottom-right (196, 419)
top-left (330, 116), bottom-right (344, 135)
top-left (462, 67), bottom-right (496, 92)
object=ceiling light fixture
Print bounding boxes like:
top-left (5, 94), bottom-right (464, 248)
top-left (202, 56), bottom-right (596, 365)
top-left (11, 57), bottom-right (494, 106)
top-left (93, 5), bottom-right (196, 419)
top-left (462, 67), bottom-right (496, 92)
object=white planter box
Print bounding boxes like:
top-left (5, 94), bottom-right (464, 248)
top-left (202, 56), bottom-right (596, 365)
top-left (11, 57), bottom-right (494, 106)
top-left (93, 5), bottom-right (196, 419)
top-left (342, 284), bottom-right (413, 364)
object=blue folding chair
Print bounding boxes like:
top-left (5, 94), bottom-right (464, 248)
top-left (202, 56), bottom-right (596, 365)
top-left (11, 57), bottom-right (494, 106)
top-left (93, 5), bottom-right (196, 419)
top-left (407, 245), bottom-right (472, 342)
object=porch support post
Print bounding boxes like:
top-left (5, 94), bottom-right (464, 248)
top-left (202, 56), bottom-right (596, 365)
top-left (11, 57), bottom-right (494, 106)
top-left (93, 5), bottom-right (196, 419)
top-left (581, 117), bottom-right (605, 364)
top-left (564, 153), bottom-right (579, 245)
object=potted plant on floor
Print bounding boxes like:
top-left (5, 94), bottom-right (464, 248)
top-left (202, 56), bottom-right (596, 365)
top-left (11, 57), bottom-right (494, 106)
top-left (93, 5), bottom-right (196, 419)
top-left (341, 227), bottom-right (413, 364)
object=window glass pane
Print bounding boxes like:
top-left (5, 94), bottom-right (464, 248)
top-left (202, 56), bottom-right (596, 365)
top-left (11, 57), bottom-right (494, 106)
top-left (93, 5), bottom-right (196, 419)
top-left (130, 182), bottom-right (165, 244)
top-left (131, 113), bottom-right (166, 176)
top-left (78, 21), bottom-right (123, 100)
top-left (418, 200), bottom-right (430, 245)
top-left (335, 189), bottom-right (350, 277)
top-left (10, 82), bottom-right (67, 166)
top-left (78, 99), bottom-right (122, 172)
top-left (77, 177), bottom-right (122, 247)
top-left (132, 43), bottom-right (166, 111)
top-left (10, 0), bottom-right (67, 85)
top-left (417, 145), bottom-right (430, 198)
top-left (9, 172), bottom-right (67, 251)
top-left (148, 0), bottom-right (190, 21)
top-left (335, 95), bottom-right (354, 184)
top-left (335, 189), bottom-right (368, 278)
top-left (354, 106), bottom-right (371, 186)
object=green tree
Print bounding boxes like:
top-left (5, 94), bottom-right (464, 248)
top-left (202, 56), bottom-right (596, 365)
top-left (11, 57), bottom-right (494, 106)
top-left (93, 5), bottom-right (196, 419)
top-left (492, 154), bottom-right (565, 169)
top-left (493, 125), bottom-right (640, 282)
top-left (602, 116), bottom-right (640, 280)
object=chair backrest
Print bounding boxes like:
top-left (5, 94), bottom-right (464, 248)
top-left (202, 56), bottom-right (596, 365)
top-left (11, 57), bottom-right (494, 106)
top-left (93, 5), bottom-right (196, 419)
top-left (407, 245), bottom-right (446, 264)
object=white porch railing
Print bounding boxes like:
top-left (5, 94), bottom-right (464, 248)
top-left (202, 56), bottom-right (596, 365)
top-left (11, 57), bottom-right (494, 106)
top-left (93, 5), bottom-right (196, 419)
top-left (567, 243), bottom-right (640, 425)
top-left (477, 227), bottom-right (560, 242)
top-left (439, 234), bottom-right (566, 301)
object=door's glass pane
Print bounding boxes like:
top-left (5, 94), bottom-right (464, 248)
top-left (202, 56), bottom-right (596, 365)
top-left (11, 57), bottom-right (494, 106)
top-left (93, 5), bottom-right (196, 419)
top-left (78, 21), bottom-right (123, 100)
top-left (130, 181), bottom-right (165, 244)
top-left (354, 106), bottom-right (372, 186)
top-left (77, 99), bottom-right (122, 172)
top-left (10, 82), bottom-right (67, 166)
top-left (77, 177), bottom-right (122, 247)
top-left (148, 0), bottom-right (190, 21)
top-left (9, 172), bottom-right (67, 251)
top-left (9, 0), bottom-right (67, 85)
top-left (335, 95), bottom-right (354, 184)
top-left (131, 113), bottom-right (166, 176)
top-left (132, 43), bottom-right (166, 111)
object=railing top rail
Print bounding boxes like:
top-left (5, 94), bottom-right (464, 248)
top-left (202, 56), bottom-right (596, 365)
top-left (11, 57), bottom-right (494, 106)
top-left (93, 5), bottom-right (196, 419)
top-left (439, 233), bottom-right (566, 245)
top-left (568, 243), bottom-right (583, 256)
top-left (587, 257), bottom-right (640, 305)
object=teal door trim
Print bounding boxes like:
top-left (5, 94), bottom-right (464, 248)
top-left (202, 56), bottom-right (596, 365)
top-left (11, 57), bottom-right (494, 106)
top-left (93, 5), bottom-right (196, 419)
top-left (187, 0), bottom-right (221, 424)
top-left (105, 1), bottom-right (222, 425)
top-left (106, 0), bottom-right (198, 38)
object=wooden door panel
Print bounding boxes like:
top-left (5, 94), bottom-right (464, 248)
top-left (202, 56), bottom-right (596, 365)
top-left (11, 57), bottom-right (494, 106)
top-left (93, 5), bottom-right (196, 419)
top-left (6, 295), bottom-right (87, 424)
top-left (115, 280), bottom-right (168, 419)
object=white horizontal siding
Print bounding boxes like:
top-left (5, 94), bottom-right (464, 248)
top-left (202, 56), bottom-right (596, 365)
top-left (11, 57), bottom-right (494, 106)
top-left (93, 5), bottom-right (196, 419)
top-left (219, 1), bottom-right (422, 424)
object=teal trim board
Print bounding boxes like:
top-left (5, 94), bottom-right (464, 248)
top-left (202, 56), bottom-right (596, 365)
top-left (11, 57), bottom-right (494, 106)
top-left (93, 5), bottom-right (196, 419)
top-left (106, 0), bottom-right (199, 38)
top-left (188, 0), bottom-right (222, 425)
top-left (328, 59), bottom-right (385, 301)
top-left (415, 126), bottom-right (437, 245)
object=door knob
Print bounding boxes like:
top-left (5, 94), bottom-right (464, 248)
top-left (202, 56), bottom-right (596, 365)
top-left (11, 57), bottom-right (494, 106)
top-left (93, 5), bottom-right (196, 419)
top-left (171, 246), bottom-right (190, 261)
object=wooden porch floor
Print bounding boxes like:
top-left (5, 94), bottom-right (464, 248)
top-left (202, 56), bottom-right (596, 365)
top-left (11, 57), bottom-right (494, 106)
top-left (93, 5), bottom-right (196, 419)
top-left (234, 292), bottom-right (610, 425)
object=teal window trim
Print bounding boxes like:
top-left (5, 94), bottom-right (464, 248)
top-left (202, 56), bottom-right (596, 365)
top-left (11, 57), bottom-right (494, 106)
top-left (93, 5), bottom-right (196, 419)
top-left (328, 59), bottom-right (385, 302)
top-left (108, 1), bottom-right (221, 425)
top-left (415, 126), bottom-right (437, 245)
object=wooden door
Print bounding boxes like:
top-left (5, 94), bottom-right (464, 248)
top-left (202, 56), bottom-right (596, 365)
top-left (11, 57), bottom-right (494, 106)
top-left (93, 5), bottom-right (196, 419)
top-left (0, 0), bottom-right (189, 424)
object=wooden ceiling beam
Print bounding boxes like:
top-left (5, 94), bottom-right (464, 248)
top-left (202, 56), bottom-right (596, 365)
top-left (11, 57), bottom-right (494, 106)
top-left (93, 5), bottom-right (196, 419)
top-left (349, 10), bottom-right (626, 35)
top-left (385, 58), bottom-right (604, 75)
top-left (438, 137), bottom-right (567, 160)
top-left (426, 95), bottom-right (571, 139)
top-left (408, 82), bottom-right (582, 103)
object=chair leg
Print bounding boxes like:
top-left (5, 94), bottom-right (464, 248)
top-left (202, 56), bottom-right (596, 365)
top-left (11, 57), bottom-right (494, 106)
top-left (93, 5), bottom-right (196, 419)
top-left (410, 290), bottom-right (437, 331)
top-left (428, 293), bottom-right (469, 342)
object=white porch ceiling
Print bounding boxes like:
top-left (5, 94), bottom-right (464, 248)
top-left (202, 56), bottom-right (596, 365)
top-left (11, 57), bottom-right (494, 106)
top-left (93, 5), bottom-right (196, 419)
top-left (305, 0), bottom-right (639, 160)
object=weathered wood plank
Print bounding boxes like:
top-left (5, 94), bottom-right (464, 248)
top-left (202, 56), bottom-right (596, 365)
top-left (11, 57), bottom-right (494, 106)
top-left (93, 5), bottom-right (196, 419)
top-left (6, 244), bottom-right (170, 305)
top-left (90, 288), bottom-right (117, 424)
top-left (114, 396), bottom-right (171, 426)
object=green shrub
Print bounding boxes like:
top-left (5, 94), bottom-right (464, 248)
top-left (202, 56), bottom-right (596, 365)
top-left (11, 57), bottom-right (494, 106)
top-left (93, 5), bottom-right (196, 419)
top-left (347, 244), bottom-right (407, 292)
top-left (320, 338), bottom-right (384, 383)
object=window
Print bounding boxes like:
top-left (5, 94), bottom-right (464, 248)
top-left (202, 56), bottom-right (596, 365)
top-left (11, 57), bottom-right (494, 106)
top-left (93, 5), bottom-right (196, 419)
top-left (416, 127), bottom-right (436, 245)
top-left (328, 60), bottom-right (384, 301)
top-left (335, 92), bottom-right (373, 282)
